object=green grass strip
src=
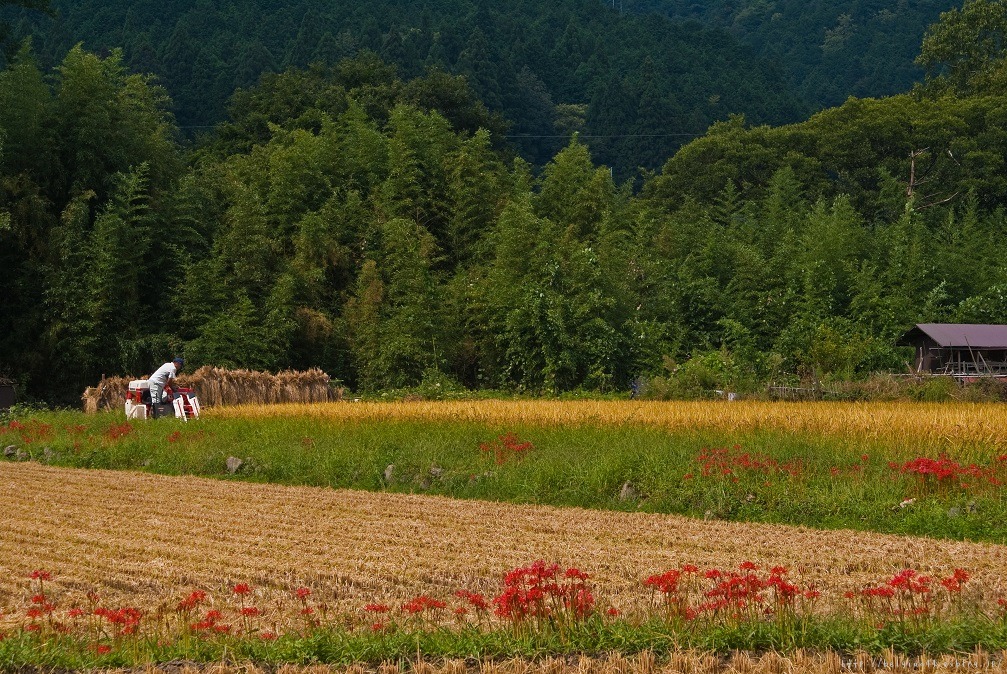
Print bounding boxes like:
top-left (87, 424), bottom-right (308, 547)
top-left (3, 617), bottom-right (1007, 669)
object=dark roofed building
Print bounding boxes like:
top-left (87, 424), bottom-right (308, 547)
top-left (898, 324), bottom-right (1007, 375)
top-left (0, 379), bottom-right (13, 411)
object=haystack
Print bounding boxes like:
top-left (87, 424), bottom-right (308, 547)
top-left (81, 366), bottom-right (339, 412)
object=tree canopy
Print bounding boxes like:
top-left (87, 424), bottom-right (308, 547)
top-left (7, 2), bottom-right (1007, 403)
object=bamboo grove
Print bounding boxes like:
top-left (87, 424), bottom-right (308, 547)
top-left (8, 2), bottom-right (1007, 402)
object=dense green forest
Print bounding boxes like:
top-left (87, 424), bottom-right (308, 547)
top-left (3, 0), bottom-right (881, 176)
top-left (634, 0), bottom-right (957, 107)
top-left (5, 0), bottom-right (1007, 403)
top-left (3, 1), bottom-right (963, 176)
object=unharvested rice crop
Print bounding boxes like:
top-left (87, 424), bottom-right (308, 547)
top-left (4, 461), bottom-right (1007, 626)
top-left (211, 400), bottom-right (1007, 451)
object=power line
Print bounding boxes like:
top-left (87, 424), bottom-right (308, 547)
top-left (504, 132), bottom-right (704, 139)
top-left (175, 127), bottom-right (706, 139)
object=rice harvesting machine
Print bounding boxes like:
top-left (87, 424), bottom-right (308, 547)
top-left (124, 380), bottom-right (201, 420)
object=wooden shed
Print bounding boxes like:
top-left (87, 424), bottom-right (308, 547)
top-left (0, 379), bottom-right (14, 411)
top-left (898, 323), bottom-right (1007, 375)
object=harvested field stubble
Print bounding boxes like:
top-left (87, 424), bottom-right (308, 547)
top-left (5, 462), bottom-right (1007, 625)
top-left (211, 400), bottom-right (1007, 451)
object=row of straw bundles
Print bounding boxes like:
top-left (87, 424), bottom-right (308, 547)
top-left (81, 366), bottom-right (337, 412)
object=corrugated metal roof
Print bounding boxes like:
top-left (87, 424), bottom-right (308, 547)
top-left (904, 324), bottom-right (1007, 348)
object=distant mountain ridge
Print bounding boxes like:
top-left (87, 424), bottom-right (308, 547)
top-left (7, 0), bottom-right (806, 175)
top-left (4, 0), bottom-right (962, 175)
top-left (629, 0), bottom-right (959, 107)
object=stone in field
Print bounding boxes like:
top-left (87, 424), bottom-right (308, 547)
top-left (225, 456), bottom-right (244, 474)
top-left (619, 481), bottom-right (639, 501)
top-left (3, 445), bottom-right (15, 458)
top-left (384, 464), bottom-right (395, 483)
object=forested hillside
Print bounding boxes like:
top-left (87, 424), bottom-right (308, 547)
top-left (6, 0), bottom-right (804, 176)
top-left (633, 0), bottom-right (958, 107)
top-left (5, 0), bottom-right (1007, 404)
top-left (5, 0), bottom-right (963, 175)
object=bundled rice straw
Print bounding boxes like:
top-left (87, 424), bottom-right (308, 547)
top-left (80, 366), bottom-right (338, 412)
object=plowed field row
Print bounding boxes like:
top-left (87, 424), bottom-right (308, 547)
top-left (4, 461), bottom-right (1007, 621)
top-left (209, 400), bottom-right (1007, 449)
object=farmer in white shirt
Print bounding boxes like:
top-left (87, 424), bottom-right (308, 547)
top-left (149, 358), bottom-right (184, 404)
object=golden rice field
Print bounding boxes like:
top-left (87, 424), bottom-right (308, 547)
top-left (210, 400), bottom-right (1007, 451)
top-left (4, 460), bottom-right (1007, 626)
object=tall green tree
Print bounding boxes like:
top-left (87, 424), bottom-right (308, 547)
top-left (917, 0), bottom-right (1007, 96)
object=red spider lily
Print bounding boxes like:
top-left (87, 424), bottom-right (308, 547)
top-left (29, 570), bottom-right (52, 581)
top-left (888, 569), bottom-right (932, 594)
top-left (480, 432), bottom-right (535, 464)
top-left (695, 447), bottom-right (802, 478)
top-left (455, 590), bottom-right (489, 612)
top-left (191, 609), bottom-right (225, 632)
top-left (294, 587), bottom-right (311, 600)
top-left (401, 595), bottom-right (447, 615)
top-left (177, 590), bottom-right (207, 611)
top-left (67, 608), bottom-right (85, 619)
top-left (940, 568), bottom-right (970, 593)
top-left (25, 607), bottom-right (43, 619)
top-left (232, 583), bottom-right (253, 596)
top-left (95, 606), bottom-right (143, 627)
top-left (493, 560), bottom-right (595, 623)
top-left (91, 644), bottom-right (112, 655)
top-left (644, 569), bottom-right (682, 595)
top-left (103, 422), bottom-right (134, 441)
top-left (259, 631), bottom-right (277, 640)
top-left (862, 586), bottom-right (896, 599)
top-left (892, 455), bottom-right (992, 491)
top-left (240, 607), bottom-right (261, 617)
top-left (364, 603), bottom-right (390, 613)
top-left (30, 594), bottom-right (46, 604)
top-left (606, 607), bottom-right (620, 616)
